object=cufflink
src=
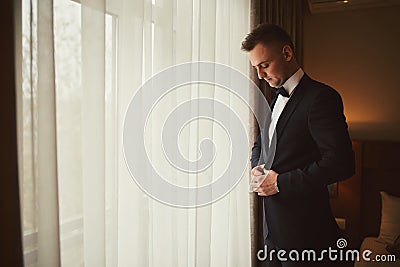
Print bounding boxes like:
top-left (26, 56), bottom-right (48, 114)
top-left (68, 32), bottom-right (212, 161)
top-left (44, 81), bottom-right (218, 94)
top-left (275, 181), bottom-right (280, 193)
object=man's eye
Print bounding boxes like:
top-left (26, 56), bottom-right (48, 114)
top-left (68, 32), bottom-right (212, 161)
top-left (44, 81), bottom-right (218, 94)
top-left (260, 64), bottom-right (269, 68)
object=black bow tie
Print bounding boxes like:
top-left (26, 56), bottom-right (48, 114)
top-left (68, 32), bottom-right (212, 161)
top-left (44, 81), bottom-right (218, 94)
top-left (275, 87), bottom-right (289, 98)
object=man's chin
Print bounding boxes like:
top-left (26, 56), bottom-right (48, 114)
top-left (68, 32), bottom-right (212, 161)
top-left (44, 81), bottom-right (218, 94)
top-left (265, 79), bottom-right (277, 88)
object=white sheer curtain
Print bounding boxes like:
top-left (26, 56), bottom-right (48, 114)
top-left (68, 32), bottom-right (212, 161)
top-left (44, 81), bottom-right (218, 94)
top-left (16, 0), bottom-right (251, 266)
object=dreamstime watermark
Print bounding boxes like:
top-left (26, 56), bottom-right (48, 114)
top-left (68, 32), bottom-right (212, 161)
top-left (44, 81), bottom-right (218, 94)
top-left (257, 238), bottom-right (397, 263)
top-left (123, 62), bottom-right (275, 208)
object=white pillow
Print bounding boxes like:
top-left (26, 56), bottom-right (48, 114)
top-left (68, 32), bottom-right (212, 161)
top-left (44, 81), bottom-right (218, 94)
top-left (378, 192), bottom-right (400, 244)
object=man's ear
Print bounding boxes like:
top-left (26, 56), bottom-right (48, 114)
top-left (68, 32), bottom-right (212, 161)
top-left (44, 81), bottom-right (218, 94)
top-left (282, 45), bottom-right (294, 62)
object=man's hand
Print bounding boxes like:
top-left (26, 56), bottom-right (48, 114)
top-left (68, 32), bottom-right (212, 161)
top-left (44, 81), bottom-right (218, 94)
top-left (251, 166), bottom-right (279, 196)
top-left (251, 164), bottom-right (265, 177)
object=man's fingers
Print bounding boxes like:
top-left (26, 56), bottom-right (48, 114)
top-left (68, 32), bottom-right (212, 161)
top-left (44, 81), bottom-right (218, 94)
top-left (251, 171), bottom-right (263, 178)
top-left (259, 176), bottom-right (274, 187)
top-left (257, 188), bottom-right (277, 197)
top-left (251, 165), bottom-right (265, 176)
top-left (251, 169), bottom-right (263, 176)
top-left (255, 182), bottom-right (277, 196)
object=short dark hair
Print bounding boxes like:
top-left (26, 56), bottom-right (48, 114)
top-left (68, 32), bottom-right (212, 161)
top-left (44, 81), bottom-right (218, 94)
top-left (241, 23), bottom-right (295, 53)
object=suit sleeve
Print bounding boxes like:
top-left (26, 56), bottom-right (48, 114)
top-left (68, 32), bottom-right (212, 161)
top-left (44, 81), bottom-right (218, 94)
top-left (277, 89), bottom-right (355, 198)
top-left (250, 134), bottom-right (261, 169)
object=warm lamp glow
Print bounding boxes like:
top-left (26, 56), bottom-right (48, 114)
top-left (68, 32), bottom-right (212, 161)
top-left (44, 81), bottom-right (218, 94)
top-left (343, 0), bottom-right (349, 3)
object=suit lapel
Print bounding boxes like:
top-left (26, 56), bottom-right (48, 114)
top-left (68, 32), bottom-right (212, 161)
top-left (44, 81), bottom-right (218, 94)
top-left (275, 75), bottom-right (309, 139)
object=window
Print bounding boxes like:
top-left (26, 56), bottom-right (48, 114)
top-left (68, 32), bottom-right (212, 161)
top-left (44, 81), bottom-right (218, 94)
top-left (18, 0), bottom-right (251, 266)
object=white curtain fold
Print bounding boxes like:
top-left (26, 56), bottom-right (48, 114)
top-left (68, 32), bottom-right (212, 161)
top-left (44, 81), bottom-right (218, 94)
top-left (81, 1), bottom-right (106, 266)
top-left (17, 0), bottom-right (251, 266)
top-left (36, 0), bottom-right (61, 266)
top-left (81, 0), bottom-right (106, 266)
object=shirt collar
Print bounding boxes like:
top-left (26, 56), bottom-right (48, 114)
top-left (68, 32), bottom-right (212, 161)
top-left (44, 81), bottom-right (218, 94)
top-left (281, 68), bottom-right (304, 96)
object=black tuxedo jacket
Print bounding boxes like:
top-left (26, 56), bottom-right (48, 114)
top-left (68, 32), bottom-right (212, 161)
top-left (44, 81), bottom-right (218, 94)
top-left (251, 74), bottom-right (355, 249)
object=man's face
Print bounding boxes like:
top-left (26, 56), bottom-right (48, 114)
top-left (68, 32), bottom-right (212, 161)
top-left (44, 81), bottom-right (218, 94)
top-left (248, 43), bottom-right (290, 88)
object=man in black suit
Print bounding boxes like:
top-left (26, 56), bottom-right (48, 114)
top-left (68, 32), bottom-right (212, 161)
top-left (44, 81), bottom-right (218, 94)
top-left (242, 24), bottom-right (355, 266)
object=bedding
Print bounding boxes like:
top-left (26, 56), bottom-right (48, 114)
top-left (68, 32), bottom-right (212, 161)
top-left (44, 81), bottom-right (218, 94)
top-left (378, 192), bottom-right (400, 244)
top-left (354, 237), bottom-right (400, 267)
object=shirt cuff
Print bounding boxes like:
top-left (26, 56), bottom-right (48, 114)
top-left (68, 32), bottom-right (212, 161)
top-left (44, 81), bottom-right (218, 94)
top-left (275, 178), bottom-right (280, 193)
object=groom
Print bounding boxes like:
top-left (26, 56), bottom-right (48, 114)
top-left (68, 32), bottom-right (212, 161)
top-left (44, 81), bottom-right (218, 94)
top-left (243, 24), bottom-right (355, 267)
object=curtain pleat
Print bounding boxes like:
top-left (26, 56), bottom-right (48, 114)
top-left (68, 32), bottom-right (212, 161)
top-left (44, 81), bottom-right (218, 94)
top-left (81, 0), bottom-right (106, 266)
top-left (36, 0), bottom-right (61, 265)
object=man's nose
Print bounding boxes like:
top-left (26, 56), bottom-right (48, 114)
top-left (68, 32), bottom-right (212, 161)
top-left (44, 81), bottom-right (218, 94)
top-left (257, 68), bottom-right (266, 80)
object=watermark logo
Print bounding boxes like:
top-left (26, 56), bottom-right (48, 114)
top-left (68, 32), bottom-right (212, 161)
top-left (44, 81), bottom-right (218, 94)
top-left (336, 238), bottom-right (347, 249)
top-left (123, 62), bottom-right (273, 208)
top-left (257, 238), bottom-right (397, 263)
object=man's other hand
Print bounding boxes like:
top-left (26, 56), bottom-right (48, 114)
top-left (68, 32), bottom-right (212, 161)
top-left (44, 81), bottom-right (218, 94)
top-left (253, 169), bottom-right (279, 197)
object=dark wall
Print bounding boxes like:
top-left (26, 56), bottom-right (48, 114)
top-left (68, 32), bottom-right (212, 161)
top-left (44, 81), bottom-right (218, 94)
top-left (0, 0), bottom-right (23, 265)
top-left (304, 6), bottom-right (400, 141)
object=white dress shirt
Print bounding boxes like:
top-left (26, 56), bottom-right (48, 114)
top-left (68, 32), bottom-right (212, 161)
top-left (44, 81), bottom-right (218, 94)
top-left (268, 68), bottom-right (304, 146)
